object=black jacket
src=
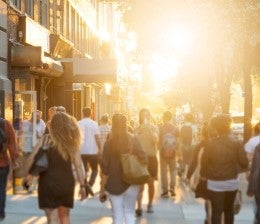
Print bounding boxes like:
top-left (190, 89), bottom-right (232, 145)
top-left (201, 135), bottom-right (248, 181)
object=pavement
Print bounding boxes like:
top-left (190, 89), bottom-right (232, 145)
top-left (2, 173), bottom-right (255, 224)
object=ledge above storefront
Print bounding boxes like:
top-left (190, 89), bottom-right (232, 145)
top-left (68, 58), bottom-right (117, 83)
top-left (10, 45), bottom-right (63, 78)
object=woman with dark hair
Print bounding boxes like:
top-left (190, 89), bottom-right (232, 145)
top-left (24, 112), bottom-right (86, 224)
top-left (100, 113), bottom-right (147, 224)
top-left (201, 114), bottom-right (248, 224)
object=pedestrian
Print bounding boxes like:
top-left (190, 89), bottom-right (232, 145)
top-left (0, 115), bottom-right (20, 221)
top-left (186, 119), bottom-right (217, 224)
top-left (78, 107), bottom-right (101, 187)
top-left (135, 108), bottom-right (159, 215)
top-left (56, 106), bottom-right (66, 113)
top-left (245, 121), bottom-right (260, 224)
top-left (45, 106), bottom-right (57, 133)
top-left (99, 113), bottom-right (111, 154)
top-left (158, 110), bottom-right (179, 198)
top-left (23, 112), bottom-right (86, 223)
top-left (201, 114), bottom-right (248, 224)
top-left (247, 142), bottom-right (260, 224)
top-left (179, 113), bottom-right (198, 178)
top-left (21, 110), bottom-right (46, 193)
top-left (100, 113), bottom-right (147, 224)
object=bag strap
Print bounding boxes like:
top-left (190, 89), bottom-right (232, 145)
top-left (41, 134), bottom-right (50, 150)
top-left (128, 135), bottom-right (134, 154)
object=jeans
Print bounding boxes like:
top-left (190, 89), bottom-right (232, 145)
top-left (81, 154), bottom-right (98, 186)
top-left (208, 190), bottom-right (237, 224)
top-left (160, 155), bottom-right (176, 193)
top-left (0, 165), bottom-right (10, 216)
top-left (109, 185), bottom-right (139, 224)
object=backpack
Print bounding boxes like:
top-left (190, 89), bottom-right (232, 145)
top-left (0, 118), bottom-right (7, 152)
top-left (161, 130), bottom-right (177, 159)
top-left (180, 124), bottom-right (192, 145)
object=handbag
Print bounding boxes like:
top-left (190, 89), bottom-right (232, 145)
top-left (194, 179), bottom-right (209, 199)
top-left (121, 137), bottom-right (150, 185)
top-left (29, 134), bottom-right (50, 176)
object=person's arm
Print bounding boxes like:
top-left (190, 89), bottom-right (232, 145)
top-left (187, 140), bottom-right (204, 180)
top-left (95, 134), bottom-right (102, 154)
top-left (5, 120), bottom-right (21, 166)
top-left (247, 148), bottom-right (258, 197)
top-left (73, 151), bottom-right (87, 201)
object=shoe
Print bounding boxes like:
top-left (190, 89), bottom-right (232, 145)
top-left (0, 213), bottom-right (5, 222)
top-left (161, 192), bottom-right (169, 198)
top-left (170, 190), bottom-right (176, 197)
top-left (147, 205), bottom-right (154, 213)
top-left (135, 208), bottom-right (142, 217)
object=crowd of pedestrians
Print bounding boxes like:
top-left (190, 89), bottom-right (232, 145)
top-left (0, 106), bottom-right (260, 224)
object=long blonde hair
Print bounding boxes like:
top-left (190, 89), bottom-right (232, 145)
top-left (49, 112), bottom-right (81, 161)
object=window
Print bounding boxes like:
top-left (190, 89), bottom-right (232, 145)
top-left (10, 0), bottom-right (20, 10)
top-left (39, 0), bottom-right (48, 28)
top-left (25, 0), bottom-right (34, 18)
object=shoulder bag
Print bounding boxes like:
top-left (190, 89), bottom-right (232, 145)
top-left (121, 137), bottom-right (150, 185)
top-left (29, 134), bottom-right (50, 176)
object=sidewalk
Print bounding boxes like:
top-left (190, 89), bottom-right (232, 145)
top-left (2, 176), bottom-right (255, 224)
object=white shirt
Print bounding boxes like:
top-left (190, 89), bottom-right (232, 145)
top-left (21, 119), bottom-right (46, 152)
top-left (99, 124), bottom-right (111, 153)
top-left (244, 135), bottom-right (260, 154)
top-left (78, 118), bottom-right (100, 155)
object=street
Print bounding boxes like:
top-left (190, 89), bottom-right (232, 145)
top-left (3, 174), bottom-right (255, 224)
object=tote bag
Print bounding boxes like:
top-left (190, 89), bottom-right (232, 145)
top-left (121, 137), bottom-right (150, 185)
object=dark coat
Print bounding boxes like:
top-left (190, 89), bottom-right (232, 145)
top-left (247, 143), bottom-right (260, 200)
top-left (201, 135), bottom-right (248, 180)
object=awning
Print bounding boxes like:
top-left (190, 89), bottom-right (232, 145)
top-left (71, 58), bottom-right (117, 83)
top-left (30, 57), bottom-right (63, 77)
top-left (10, 46), bottom-right (63, 77)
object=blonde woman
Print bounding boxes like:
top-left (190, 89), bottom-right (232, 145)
top-left (24, 112), bottom-right (86, 224)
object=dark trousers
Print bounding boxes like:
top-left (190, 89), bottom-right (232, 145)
top-left (0, 165), bottom-right (9, 216)
top-left (81, 154), bottom-right (98, 186)
top-left (209, 189), bottom-right (237, 224)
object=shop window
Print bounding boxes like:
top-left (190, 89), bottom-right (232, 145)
top-left (25, 0), bottom-right (34, 18)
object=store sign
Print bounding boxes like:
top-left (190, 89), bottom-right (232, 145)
top-left (11, 46), bottom-right (42, 67)
top-left (25, 16), bottom-right (50, 53)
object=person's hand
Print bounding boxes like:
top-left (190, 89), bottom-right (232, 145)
top-left (22, 175), bottom-right (33, 191)
top-left (99, 191), bottom-right (107, 203)
top-left (78, 186), bottom-right (87, 201)
top-left (12, 160), bottom-right (20, 170)
top-left (247, 192), bottom-right (254, 197)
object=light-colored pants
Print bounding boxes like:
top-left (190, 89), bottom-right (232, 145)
top-left (108, 185), bottom-right (139, 224)
top-left (160, 155), bottom-right (176, 193)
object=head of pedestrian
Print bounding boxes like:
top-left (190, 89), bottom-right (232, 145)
top-left (162, 110), bottom-right (172, 123)
top-left (184, 113), bottom-right (194, 123)
top-left (50, 112), bottom-right (81, 161)
top-left (253, 121), bottom-right (260, 136)
top-left (30, 110), bottom-right (42, 124)
top-left (82, 107), bottom-right (91, 118)
top-left (111, 113), bottom-right (128, 138)
top-left (211, 114), bottom-right (232, 136)
top-left (139, 108), bottom-right (151, 125)
top-left (48, 106), bottom-right (57, 120)
top-left (101, 113), bottom-right (109, 124)
top-left (56, 106), bottom-right (66, 113)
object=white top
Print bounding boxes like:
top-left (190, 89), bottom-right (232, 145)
top-left (207, 178), bottom-right (239, 192)
top-left (244, 135), bottom-right (260, 154)
top-left (99, 124), bottom-right (111, 153)
top-left (78, 118), bottom-right (100, 155)
top-left (36, 119), bottom-right (46, 138)
top-left (21, 119), bottom-right (46, 152)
